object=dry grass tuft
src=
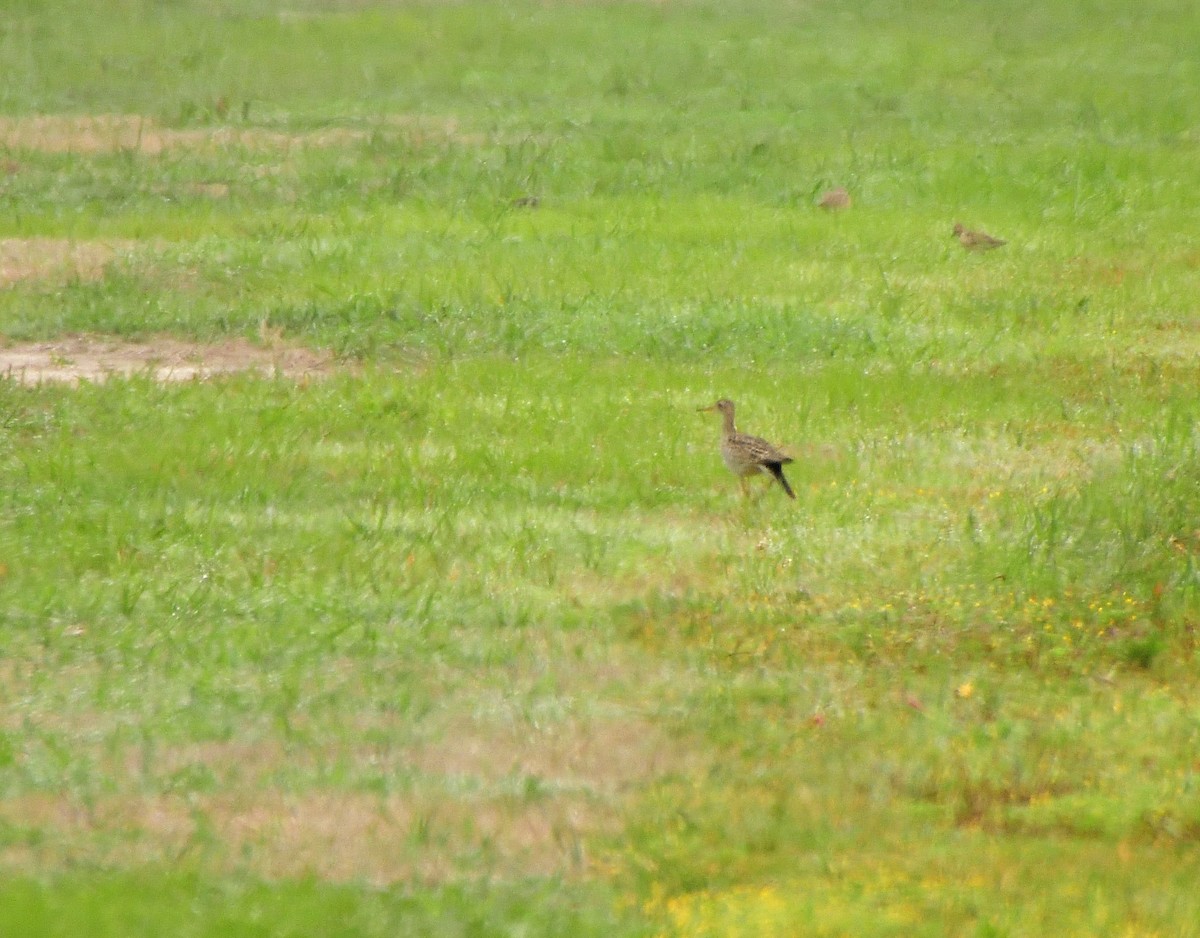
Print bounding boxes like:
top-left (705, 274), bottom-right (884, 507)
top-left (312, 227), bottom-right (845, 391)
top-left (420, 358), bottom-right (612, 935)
top-left (0, 237), bottom-right (138, 286)
top-left (0, 788), bottom-right (606, 884)
top-left (412, 714), bottom-right (687, 794)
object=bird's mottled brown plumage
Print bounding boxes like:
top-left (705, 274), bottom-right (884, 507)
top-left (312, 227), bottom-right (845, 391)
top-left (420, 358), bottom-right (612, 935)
top-left (817, 187), bottom-right (851, 211)
top-left (953, 222), bottom-right (1006, 251)
top-left (699, 399), bottom-right (795, 499)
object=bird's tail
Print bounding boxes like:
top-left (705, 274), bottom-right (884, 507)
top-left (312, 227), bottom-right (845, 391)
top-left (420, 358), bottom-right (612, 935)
top-left (769, 464), bottom-right (796, 500)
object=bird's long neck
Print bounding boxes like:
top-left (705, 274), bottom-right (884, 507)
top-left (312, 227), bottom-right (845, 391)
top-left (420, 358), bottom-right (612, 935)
top-left (721, 409), bottom-right (737, 436)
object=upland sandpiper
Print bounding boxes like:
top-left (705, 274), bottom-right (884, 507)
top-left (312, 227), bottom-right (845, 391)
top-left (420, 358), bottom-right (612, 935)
top-left (699, 398), bottom-right (796, 499)
top-left (817, 187), bottom-right (852, 211)
top-left (952, 222), bottom-right (1006, 251)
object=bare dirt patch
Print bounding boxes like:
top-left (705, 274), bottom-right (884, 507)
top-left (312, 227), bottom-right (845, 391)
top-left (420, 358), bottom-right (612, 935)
top-left (0, 334), bottom-right (334, 384)
top-left (0, 237), bottom-right (138, 286)
top-left (0, 114), bottom-right (366, 155)
top-left (0, 113), bottom-right (481, 155)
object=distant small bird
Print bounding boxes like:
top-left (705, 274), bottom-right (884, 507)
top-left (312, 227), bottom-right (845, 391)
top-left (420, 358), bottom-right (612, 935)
top-left (511, 195), bottom-right (540, 209)
top-left (953, 222), bottom-right (1006, 251)
top-left (816, 187), bottom-right (851, 211)
top-left (699, 399), bottom-right (796, 499)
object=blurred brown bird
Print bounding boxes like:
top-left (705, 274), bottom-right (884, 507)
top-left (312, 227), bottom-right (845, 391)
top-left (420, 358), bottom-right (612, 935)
top-left (953, 222), bottom-right (1006, 251)
top-left (699, 398), bottom-right (796, 499)
top-left (817, 187), bottom-right (852, 211)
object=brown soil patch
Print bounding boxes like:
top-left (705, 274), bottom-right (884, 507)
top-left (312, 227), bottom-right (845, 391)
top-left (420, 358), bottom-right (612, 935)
top-left (0, 113), bottom-right (480, 155)
top-left (0, 114), bottom-right (365, 155)
top-left (0, 237), bottom-right (138, 286)
top-left (0, 334), bottom-right (334, 384)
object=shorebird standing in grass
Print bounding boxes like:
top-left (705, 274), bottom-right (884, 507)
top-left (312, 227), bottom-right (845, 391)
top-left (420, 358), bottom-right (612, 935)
top-left (952, 222), bottom-right (1006, 251)
top-left (699, 399), bottom-right (796, 500)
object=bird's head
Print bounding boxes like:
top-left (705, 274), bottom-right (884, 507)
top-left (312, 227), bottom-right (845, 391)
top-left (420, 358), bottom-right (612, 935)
top-left (699, 399), bottom-right (735, 417)
top-left (952, 223), bottom-right (965, 237)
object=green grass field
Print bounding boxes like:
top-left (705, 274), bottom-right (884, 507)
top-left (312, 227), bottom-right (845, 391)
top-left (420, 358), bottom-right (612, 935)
top-left (2, 0), bottom-right (1200, 934)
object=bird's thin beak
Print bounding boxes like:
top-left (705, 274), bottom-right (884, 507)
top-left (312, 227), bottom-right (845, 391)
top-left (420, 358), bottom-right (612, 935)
top-left (697, 404), bottom-right (714, 412)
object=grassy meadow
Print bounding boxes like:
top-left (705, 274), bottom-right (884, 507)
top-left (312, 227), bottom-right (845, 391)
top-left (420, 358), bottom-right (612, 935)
top-left (2, 0), bottom-right (1200, 934)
